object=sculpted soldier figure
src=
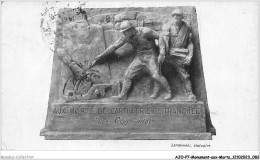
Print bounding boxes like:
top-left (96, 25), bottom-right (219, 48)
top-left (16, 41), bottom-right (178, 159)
top-left (152, 8), bottom-right (196, 100)
top-left (90, 20), bottom-right (172, 100)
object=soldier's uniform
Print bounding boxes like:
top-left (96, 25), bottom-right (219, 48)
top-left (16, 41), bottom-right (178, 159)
top-left (153, 9), bottom-right (196, 99)
top-left (93, 22), bottom-right (172, 100)
top-left (166, 21), bottom-right (194, 96)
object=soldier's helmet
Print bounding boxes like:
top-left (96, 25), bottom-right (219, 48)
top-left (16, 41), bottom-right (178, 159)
top-left (119, 21), bottom-right (133, 32)
top-left (171, 8), bottom-right (184, 17)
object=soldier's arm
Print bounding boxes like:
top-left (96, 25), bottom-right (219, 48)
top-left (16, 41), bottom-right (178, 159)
top-left (91, 36), bottom-right (126, 66)
top-left (187, 30), bottom-right (194, 58)
top-left (161, 24), bottom-right (171, 53)
top-left (145, 28), bottom-right (166, 57)
top-left (183, 27), bottom-right (194, 65)
top-left (99, 36), bottom-right (126, 58)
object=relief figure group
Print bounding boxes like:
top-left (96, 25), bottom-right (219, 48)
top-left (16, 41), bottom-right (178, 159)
top-left (90, 8), bottom-right (196, 101)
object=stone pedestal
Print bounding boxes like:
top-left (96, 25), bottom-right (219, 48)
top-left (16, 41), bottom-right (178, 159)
top-left (40, 101), bottom-right (212, 140)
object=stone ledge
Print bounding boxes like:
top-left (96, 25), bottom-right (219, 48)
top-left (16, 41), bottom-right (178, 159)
top-left (52, 100), bottom-right (203, 105)
top-left (41, 130), bottom-right (212, 140)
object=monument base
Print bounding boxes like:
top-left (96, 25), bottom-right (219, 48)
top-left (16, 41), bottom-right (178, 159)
top-left (41, 130), bottom-right (212, 140)
top-left (41, 101), bottom-right (212, 140)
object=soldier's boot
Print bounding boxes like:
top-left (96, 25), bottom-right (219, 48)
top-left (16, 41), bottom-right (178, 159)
top-left (112, 79), bottom-right (131, 100)
top-left (158, 77), bottom-right (172, 100)
top-left (163, 87), bottom-right (172, 100)
top-left (184, 80), bottom-right (196, 100)
top-left (150, 82), bottom-right (160, 99)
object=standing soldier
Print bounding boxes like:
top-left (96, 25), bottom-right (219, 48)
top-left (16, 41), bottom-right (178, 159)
top-left (152, 8), bottom-right (196, 100)
top-left (90, 21), bottom-right (172, 100)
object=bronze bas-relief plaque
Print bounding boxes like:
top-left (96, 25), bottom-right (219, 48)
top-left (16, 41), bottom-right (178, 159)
top-left (41, 6), bottom-right (216, 140)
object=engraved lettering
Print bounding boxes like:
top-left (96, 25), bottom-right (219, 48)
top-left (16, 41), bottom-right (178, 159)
top-left (53, 107), bottom-right (66, 114)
